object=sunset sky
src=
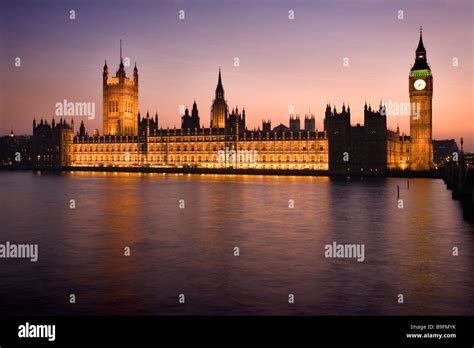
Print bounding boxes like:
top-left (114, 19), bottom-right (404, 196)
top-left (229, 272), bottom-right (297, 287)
top-left (0, 0), bottom-right (472, 150)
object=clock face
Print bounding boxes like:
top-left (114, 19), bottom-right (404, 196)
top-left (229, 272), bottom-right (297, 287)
top-left (414, 79), bottom-right (426, 91)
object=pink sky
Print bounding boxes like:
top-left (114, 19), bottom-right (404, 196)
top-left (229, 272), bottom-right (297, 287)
top-left (0, 0), bottom-right (472, 150)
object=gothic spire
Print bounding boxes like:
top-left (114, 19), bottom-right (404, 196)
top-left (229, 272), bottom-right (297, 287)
top-left (416, 26), bottom-right (426, 54)
top-left (411, 26), bottom-right (430, 71)
top-left (215, 68), bottom-right (224, 100)
top-left (117, 39), bottom-right (126, 78)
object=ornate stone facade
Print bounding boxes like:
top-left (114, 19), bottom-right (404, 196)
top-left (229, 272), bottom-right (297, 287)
top-left (61, 128), bottom-right (328, 170)
top-left (409, 28), bottom-right (434, 170)
top-left (37, 30), bottom-right (433, 173)
top-left (102, 42), bottom-right (139, 136)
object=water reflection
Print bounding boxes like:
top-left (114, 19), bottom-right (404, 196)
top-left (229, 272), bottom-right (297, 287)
top-left (0, 171), bottom-right (472, 315)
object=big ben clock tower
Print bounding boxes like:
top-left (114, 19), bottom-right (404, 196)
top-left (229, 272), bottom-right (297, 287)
top-left (409, 27), bottom-right (433, 171)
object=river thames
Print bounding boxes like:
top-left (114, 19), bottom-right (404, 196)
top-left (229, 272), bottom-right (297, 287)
top-left (0, 171), bottom-right (472, 315)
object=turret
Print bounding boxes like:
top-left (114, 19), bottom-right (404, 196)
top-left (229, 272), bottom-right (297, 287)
top-left (181, 106), bottom-right (191, 130)
top-left (325, 104), bottom-right (332, 118)
top-left (103, 60), bottom-right (108, 84)
top-left (116, 39), bottom-right (126, 79)
top-left (133, 62), bottom-right (138, 85)
top-left (79, 120), bottom-right (86, 137)
top-left (289, 114), bottom-right (300, 131)
top-left (191, 100), bottom-right (200, 129)
top-left (146, 113), bottom-right (150, 137)
top-left (304, 114), bottom-right (316, 132)
top-left (262, 120), bottom-right (271, 132)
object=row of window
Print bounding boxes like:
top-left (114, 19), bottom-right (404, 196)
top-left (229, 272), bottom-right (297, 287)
top-left (150, 137), bottom-right (324, 142)
top-left (75, 154), bottom-right (327, 163)
top-left (108, 100), bottom-right (134, 113)
top-left (74, 144), bottom-right (327, 152)
top-left (199, 164), bottom-right (328, 170)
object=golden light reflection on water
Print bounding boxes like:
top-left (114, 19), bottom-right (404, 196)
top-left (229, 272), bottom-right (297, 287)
top-left (0, 171), bottom-right (472, 315)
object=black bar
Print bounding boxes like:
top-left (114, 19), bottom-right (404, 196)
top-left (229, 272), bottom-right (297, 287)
top-left (0, 316), bottom-right (472, 346)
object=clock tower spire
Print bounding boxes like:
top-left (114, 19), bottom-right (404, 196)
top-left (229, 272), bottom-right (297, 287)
top-left (409, 27), bottom-right (433, 171)
top-left (210, 68), bottom-right (228, 128)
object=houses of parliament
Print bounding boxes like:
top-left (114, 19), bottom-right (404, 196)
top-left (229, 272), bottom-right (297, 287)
top-left (28, 30), bottom-right (434, 173)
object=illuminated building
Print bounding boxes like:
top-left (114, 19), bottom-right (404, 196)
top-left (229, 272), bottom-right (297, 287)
top-left (409, 27), bottom-right (434, 170)
top-left (210, 68), bottom-right (228, 129)
top-left (102, 41), bottom-right (139, 136)
top-left (29, 30), bottom-right (435, 173)
top-left (58, 67), bottom-right (329, 170)
top-left (324, 102), bottom-right (411, 173)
